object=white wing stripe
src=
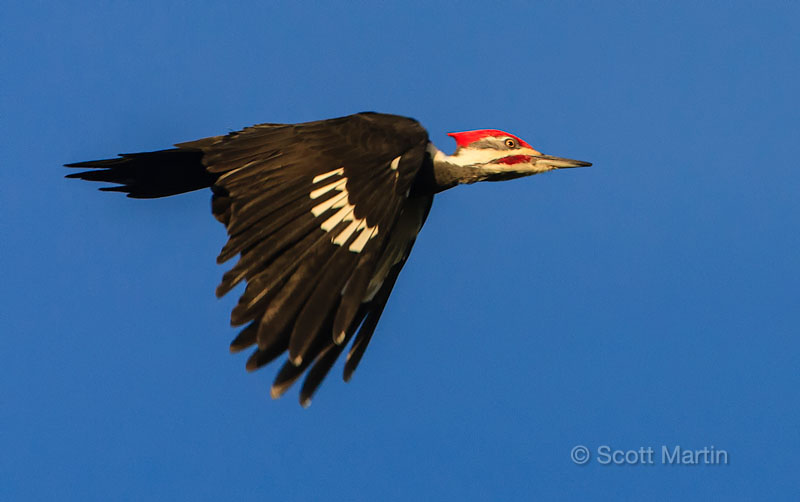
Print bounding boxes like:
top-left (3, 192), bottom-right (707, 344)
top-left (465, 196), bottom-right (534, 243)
top-left (333, 219), bottom-right (361, 246)
top-left (310, 178), bottom-right (346, 199)
top-left (311, 190), bottom-right (347, 217)
top-left (321, 203), bottom-right (354, 232)
top-left (349, 222), bottom-right (378, 253)
top-left (312, 167), bottom-right (344, 184)
top-left (309, 172), bottom-right (379, 253)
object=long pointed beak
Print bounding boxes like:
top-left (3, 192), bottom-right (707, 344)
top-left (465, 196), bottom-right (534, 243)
top-left (536, 155), bottom-right (592, 169)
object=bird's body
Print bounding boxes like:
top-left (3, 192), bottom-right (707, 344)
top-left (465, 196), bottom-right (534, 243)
top-left (67, 112), bottom-right (590, 406)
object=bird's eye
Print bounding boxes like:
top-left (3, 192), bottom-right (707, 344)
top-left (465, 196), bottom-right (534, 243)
top-left (504, 138), bottom-right (516, 148)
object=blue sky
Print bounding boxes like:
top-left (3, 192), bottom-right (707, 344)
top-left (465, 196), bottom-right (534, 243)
top-left (2, 1), bottom-right (799, 500)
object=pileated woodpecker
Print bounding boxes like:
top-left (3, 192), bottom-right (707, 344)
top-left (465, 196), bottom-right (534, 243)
top-left (67, 112), bottom-right (591, 407)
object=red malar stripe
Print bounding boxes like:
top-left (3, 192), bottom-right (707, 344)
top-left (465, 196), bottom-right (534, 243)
top-left (496, 155), bottom-right (532, 165)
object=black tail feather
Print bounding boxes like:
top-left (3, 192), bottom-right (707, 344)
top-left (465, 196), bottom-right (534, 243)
top-left (66, 148), bottom-right (217, 198)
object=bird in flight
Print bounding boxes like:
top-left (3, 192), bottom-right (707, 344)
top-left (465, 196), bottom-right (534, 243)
top-left (67, 112), bottom-right (591, 407)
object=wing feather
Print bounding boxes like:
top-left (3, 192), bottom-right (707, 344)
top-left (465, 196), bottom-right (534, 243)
top-left (343, 253), bottom-right (409, 382)
top-left (299, 342), bottom-right (347, 407)
top-left (253, 235), bottom-right (337, 352)
top-left (203, 113), bottom-right (431, 403)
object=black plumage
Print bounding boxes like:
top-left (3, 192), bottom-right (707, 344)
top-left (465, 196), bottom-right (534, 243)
top-left (67, 111), bottom-right (592, 406)
top-left (67, 112), bottom-right (434, 406)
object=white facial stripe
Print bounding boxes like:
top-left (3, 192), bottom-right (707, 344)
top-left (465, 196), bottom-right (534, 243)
top-left (309, 168), bottom-right (378, 253)
top-left (450, 146), bottom-right (542, 166)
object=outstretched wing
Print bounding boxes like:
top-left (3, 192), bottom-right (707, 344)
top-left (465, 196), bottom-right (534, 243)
top-left (183, 113), bottom-right (432, 405)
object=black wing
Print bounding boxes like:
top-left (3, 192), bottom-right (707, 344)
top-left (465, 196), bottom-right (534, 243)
top-left (184, 113), bottom-right (431, 405)
top-left (67, 112), bottom-right (432, 405)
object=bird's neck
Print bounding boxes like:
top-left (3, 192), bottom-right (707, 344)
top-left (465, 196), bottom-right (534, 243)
top-left (425, 144), bottom-right (504, 192)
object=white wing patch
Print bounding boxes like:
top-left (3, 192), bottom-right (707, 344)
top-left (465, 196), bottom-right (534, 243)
top-left (310, 168), bottom-right (379, 253)
top-left (309, 178), bottom-right (346, 200)
top-left (312, 168), bottom-right (344, 184)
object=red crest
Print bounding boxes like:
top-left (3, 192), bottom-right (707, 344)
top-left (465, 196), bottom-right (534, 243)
top-left (447, 129), bottom-right (533, 149)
